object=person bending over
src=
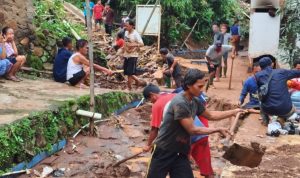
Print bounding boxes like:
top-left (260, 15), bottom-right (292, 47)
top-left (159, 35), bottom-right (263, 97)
top-left (159, 48), bottom-right (182, 88)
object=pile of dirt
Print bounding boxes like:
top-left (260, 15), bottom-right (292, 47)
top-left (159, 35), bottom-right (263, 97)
top-left (230, 144), bottom-right (300, 177)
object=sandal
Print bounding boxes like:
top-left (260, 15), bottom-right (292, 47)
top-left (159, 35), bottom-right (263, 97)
top-left (16, 76), bottom-right (23, 81)
top-left (6, 76), bottom-right (21, 82)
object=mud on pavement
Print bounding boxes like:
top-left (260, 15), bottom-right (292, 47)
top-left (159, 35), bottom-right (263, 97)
top-left (20, 104), bottom-right (152, 178)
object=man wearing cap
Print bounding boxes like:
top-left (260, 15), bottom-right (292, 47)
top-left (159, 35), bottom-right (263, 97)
top-left (145, 69), bottom-right (244, 178)
top-left (255, 57), bottom-right (300, 123)
top-left (205, 41), bottom-right (235, 89)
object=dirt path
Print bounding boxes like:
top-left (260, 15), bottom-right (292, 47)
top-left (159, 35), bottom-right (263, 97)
top-left (0, 77), bottom-right (118, 125)
top-left (207, 51), bottom-right (251, 103)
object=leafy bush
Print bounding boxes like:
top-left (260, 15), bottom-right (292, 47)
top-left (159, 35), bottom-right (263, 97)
top-left (279, 0), bottom-right (300, 67)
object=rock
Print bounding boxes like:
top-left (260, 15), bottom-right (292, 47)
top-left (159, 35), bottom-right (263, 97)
top-left (41, 56), bottom-right (48, 63)
top-left (20, 37), bottom-right (30, 46)
top-left (33, 47), bottom-right (44, 57)
top-left (43, 63), bottom-right (53, 71)
top-left (41, 166), bottom-right (54, 178)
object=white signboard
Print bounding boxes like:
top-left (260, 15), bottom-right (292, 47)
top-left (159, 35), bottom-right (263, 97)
top-left (249, 13), bottom-right (280, 58)
top-left (136, 5), bottom-right (161, 36)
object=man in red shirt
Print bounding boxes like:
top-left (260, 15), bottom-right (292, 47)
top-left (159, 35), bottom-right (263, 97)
top-left (93, 1), bottom-right (104, 31)
top-left (143, 85), bottom-right (176, 152)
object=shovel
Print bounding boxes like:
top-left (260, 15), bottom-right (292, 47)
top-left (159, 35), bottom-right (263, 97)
top-left (112, 151), bottom-right (144, 167)
top-left (222, 111), bottom-right (266, 168)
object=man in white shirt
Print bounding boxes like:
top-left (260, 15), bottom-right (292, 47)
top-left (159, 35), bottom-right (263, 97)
top-left (205, 40), bottom-right (235, 89)
top-left (123, 20), bottom-right (144, 90)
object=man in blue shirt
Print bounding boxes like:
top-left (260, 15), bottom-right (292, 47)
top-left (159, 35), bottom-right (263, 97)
top-left (238, 62), bottom-right (270, 125)
top-left (53, 37), bottom-right (73, 83)
top-left (255, 57), bottom-right (300, 121)
top-left (239, 62), bottom-right (261, 109)
top-left (83, 1), bottom-right (95, 27)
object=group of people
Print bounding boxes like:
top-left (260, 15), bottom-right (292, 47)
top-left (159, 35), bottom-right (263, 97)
top-left (53, 19), bottom-right (146, 90)
top-left (142, 70), bottom-right (244, 178)
top-left (239, 57), bottom-right (300, 128)
top-left (206, 20), bottom-right (241, 89)
top-left (0, 27), bottom-right (26, 82)
top-left (53, 37), bottom-right (113, 88)
top-left (83, 1), bottom-right (116, 36)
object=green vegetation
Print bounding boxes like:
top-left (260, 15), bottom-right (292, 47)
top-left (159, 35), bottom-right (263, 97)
top-left (279, 0), bottom-right (300, 67)
top-left (0, 92), bottom-right (140, 174)
top-left (27, 0), bottom-right (86, 69)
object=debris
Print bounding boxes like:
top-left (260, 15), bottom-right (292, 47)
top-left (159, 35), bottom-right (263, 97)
top-left (0, 169), bottom-right (31, 177)
top-left (41, 166), bottom-right (54, 177)
top-left (75, 110), bottom-right (102, 120)
top-left (52, 168), bottom-right (66, 177)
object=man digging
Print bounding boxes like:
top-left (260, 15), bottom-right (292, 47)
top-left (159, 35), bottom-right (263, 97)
top-left (146, 69), bottom-right (244, 178)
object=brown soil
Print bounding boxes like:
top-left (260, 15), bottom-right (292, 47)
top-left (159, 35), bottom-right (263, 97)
top-left (230, 144), bottom-right (300, 178)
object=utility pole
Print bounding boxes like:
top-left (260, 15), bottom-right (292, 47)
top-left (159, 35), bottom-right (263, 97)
top-left (85, 0), bottom-right (95, 135)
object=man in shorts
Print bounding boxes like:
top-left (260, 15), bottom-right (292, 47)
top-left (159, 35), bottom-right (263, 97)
top-left (123, 20), bottom-right (144, 90)
top-left (93, 1), bottom-right (104, 31)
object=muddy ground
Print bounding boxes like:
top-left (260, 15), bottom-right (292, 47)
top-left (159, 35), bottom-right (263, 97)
top-left (18, 97), bottom-right (237, 178)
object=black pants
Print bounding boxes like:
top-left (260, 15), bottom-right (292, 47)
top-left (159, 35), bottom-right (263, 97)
top-left (147, 146), bottom-right (194, 178)
top-left (123, 57), bottom-right (137, 76)
top-left (105, 24), bottom-right (113, 36)
top-left (163, 71), bottom-right (182, 88)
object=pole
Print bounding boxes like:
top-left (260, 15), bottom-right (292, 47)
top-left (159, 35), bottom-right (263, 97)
top-left (85, 0), bottom-right (95, 135)
top-left (228, 56), bottom-right (235, 90)
top-left (141, 0), bottom-right (160, 36)
top-left (180, 19), bottom-right (199, 49)
top-left (157, 4), bottom-right (161, 51)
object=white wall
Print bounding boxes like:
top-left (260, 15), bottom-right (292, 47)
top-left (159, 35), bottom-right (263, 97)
top-left (248, 13), bottom-right (281, 58)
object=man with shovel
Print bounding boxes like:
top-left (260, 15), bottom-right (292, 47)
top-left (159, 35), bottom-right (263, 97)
top-left (145, 69), bottom-right (244, 178)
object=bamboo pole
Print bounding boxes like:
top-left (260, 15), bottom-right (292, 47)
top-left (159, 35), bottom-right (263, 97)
top-left (180, 19), bottom-right (199, 49)
top-left (85, 0), bottom-right (96, 135)
top-left (228, 56), bottom-right (235, 90)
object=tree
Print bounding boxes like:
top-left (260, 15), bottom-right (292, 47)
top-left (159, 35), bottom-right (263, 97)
top-left (279, 0), bottom-right (300, 67)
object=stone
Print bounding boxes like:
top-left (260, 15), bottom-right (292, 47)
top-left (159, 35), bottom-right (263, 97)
top-left (33, 47), bottom-right (44, 57)
top-left (43, 63), bottom-right (53, 71)
top-left (0, 0), bottom-right (34, 47)
top-left (20, 37), bottom-right (30, 46)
